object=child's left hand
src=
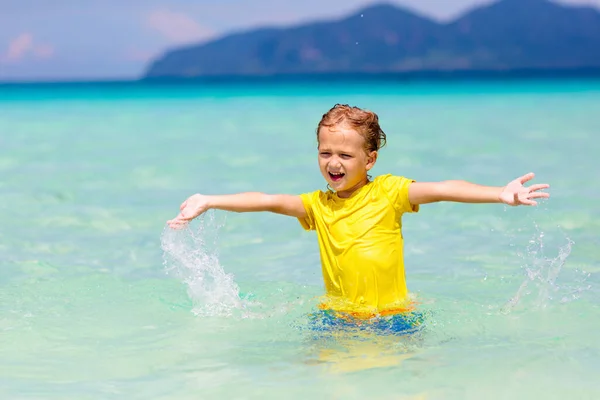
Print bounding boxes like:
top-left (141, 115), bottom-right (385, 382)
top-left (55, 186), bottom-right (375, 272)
top-left (499, 172), bottom-right (550, 206)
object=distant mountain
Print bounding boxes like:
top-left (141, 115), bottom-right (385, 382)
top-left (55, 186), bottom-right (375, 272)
top-left (449, 0), bottom-right (600, 68)
top-left (144, 0), bottom-right (600, 78)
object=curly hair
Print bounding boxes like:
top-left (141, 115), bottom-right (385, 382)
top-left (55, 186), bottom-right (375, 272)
top-left (316, 104), bottom-right (387, 153)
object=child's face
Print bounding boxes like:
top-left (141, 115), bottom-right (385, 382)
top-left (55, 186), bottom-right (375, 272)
top-left (317, 124), bottom-right (377, 198)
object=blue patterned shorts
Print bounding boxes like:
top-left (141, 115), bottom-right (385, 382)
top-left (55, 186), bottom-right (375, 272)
top-left (308, 309), bottom-right (425, 336)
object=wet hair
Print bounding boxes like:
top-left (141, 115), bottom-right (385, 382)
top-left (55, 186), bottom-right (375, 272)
top-left (317, 104), bottom-right (387, 153)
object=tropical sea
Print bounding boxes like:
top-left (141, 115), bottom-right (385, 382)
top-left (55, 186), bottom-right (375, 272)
top-left (1, 78), bottom-right (599, 399)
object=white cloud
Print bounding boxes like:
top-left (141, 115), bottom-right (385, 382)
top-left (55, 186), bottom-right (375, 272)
top-left (1, 33), bottom-right (55, 64)
top-left (147, 9), bottom-right (214, 44)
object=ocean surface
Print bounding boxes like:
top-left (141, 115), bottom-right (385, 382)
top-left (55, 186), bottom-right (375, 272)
top-left (1, 79), bottom-right (599, 399)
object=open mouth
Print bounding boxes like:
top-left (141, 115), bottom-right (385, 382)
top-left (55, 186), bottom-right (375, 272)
top-left (328, 172), bottom-right (345, 182)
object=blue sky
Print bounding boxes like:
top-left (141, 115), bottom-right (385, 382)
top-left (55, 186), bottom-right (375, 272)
top-left (1, 0), bottom-right (598, 81)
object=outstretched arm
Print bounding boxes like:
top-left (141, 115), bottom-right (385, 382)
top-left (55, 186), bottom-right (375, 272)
top-left (408, 172), bottom-right (550, 206)
top-left (167, 193), bottom-right (306, 228)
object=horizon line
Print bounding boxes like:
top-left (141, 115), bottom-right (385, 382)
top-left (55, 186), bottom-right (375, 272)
top-left (2, 67), bottom-right (600, 86)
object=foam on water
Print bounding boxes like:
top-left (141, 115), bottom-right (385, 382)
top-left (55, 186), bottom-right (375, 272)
top-left (160, 212), bottom-right (248, 317)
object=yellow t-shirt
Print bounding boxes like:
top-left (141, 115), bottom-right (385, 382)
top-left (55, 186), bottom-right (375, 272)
top-left (298, 174), bottom-right (418, 317)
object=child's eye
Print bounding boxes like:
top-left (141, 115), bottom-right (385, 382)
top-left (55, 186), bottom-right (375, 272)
top-left (341, 154), bottom-right (352, 159)
top-left (320, 152), bottom-right (331, 156)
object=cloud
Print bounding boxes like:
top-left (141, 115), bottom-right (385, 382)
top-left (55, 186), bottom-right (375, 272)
top-left (147, 9), bottom-right (214, 44)
top-left (6, 33), bottom-right (33, 61)
top-left (1, 33), bottom-right (54, 63)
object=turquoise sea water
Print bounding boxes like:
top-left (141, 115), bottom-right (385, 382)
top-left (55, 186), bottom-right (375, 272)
top-left (1, 79), bottom-right (599, 399)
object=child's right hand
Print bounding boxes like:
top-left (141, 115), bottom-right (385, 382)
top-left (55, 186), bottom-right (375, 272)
top-left (167, 194), bottom-right (210, 229)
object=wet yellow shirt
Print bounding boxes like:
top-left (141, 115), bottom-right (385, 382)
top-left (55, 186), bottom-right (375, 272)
top-left (298, 174), bottom-right (419, 317)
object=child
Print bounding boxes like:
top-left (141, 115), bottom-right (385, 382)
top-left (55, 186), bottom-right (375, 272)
top-left (167, 104), bottom-right (550, 322)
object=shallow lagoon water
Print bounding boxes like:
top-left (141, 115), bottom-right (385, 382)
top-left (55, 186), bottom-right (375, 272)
top-left (1, 80), bottom-right (599, 399)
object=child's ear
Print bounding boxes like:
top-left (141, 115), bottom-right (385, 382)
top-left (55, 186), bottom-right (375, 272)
top-left (366, 151), bottom-right (378, 171)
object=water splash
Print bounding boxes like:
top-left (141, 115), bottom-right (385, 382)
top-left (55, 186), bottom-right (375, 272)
top-left (160, 212), bottom-right (247, 317)
top-left (501, 223), bottom-right (589, 314)
top-left (160, 212), bottom-right (313, 321)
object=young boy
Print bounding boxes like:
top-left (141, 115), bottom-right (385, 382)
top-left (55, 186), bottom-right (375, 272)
top-left (167, 104), bottom-right (550, 320)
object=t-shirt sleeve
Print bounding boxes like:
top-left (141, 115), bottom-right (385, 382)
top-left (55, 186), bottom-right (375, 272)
top-left (297, 191), bottom-right (317, 231)
top-left (378, 174), bottom-right (419, 214)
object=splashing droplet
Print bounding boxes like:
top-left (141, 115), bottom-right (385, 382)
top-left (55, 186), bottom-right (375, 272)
top-left (501, 225), bottom-right (580, 314)
top-left (160, 212), bottom-right (246, 317)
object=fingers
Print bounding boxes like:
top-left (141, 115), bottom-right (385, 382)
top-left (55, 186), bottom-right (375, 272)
top-left (529, 192), bottom-right (550, 199)
top-left (168, 223), bottom-right (187, 230)
top-left (519, 172), bottom-right (535, 184)
top-left (517, 195), bottom-right (538, 206)
top-left (169, 195), bottom-right (201, 229)
top-left (528, 183), bottom-right (550, 192)
top-left (517, 191), bottom-right (549, 206)
top-left (167, 210), bottom-right (191, 228)
top-left (175, 211), bottom-right (192, 222)
top-left (167, 218), bottom-right (189, 229)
